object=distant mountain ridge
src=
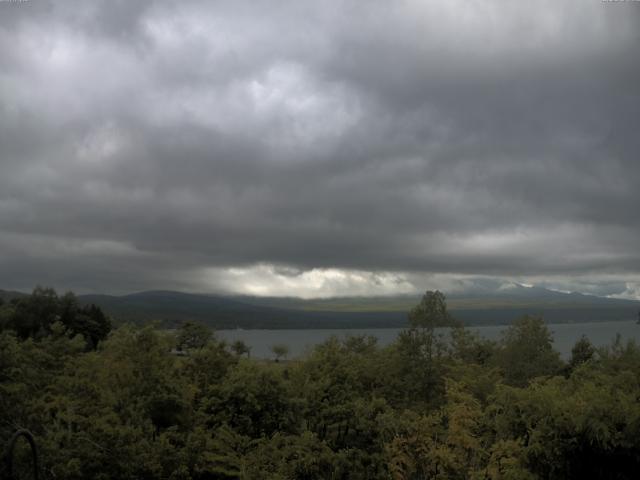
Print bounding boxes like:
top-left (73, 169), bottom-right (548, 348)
top-left (3, 286), bottom-right (639, 329)
top-left (79, 286), bottom-right (640, 329)
top-left (234, 285), bottom-right (640, 312)
top-left (77, 290), bottom-right (410, 329)
top-left (0, 289), bottom-right (28, 302)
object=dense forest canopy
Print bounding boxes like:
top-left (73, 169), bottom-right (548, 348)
top-left (0, 286), bottom-right (111, 349)
top-left (2, 288), bottom-right (640, 479)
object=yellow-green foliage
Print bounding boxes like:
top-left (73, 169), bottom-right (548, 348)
top-left (3, 294), bottom-right (640, 479)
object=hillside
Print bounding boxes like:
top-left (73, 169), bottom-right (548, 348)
top-left (0, 289), bottom-right (28, 303)
top-left (4, 286), bottom-right (637, 329)
top-left (77, 291), bottom-right (408, 329)
top-left (73, 286), bottom-right (640, 329)
top-left (235, 285), bottom-right (640, 312)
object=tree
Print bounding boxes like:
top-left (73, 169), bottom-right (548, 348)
top-left (496, 315), bottom-right (563, 387)
top-left (8, 286), bottom-right (59, 339)
top-left (75, 303), bottom-right (112, 349)
top-left (569, 335), bottom-right (595, 370)
top-left (182, 341), bottom-right (237, 399)
top-left (59, 293), bottom-right (111, 349)
top-left (409, 290), bottom-right (455, 330)
top-left (383, 291), bottom-right (455, 409)
top-left (0, 299), bottom-right (12, 332)
top-left (202, 362), bottom-right (298, 437)
top-left (176, 321), bottom-right (212, 351)
top-left (244, 432), bottom-right (338, 479)
top-left (450, 325), bottom-right (496, 365)
top-left (271, 344), bottom-right (290, 362)
top-left (230, 339), bottom-right (251, 358)
top-left (0, 288), bottom-right (110, 349)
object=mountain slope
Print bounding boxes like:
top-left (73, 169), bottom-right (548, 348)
top-left (0, 289), bottom-right (28, 302)
top-left (78, 291), bottom-right (408, 329)
top-left (235, 286), bottom-right (640, 312)
top-left (75, 286), bottom-right (640, 329)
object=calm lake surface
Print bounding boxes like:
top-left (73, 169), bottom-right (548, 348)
top-left (218, 320), bottom-right (640, 359)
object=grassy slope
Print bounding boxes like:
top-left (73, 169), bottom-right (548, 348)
top-left (74, 288), bottom-right (640, 329)
top-left (234, 288), bottom-right (640, 312)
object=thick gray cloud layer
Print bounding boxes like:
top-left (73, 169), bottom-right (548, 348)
top-left (1, 0), bottom-right (639, 296)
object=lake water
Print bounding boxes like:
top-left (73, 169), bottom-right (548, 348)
top-left (218, 320), bottom-right (640, 359)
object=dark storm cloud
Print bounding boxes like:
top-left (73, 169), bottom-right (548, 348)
top-left (1, 0), bottom-right (639, 296)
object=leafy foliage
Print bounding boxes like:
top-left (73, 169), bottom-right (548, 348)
top-left (270, 344), bottom-right (290, 361)
top-left (2, 288), bottom-right (640, 479)
top-left (1, 287), bottom-right (111, 349)
top-left (495, 315), bottom-right (563, 387)
top-left (176, 321), bottom-right (212, 352)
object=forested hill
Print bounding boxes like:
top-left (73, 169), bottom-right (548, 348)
top-left (77, 291), bottom-right (409, 329)
top-left (69, 286), bottom-right (640, 329)
top-left (2, 286), bottom-right (637, 329)
top-left (0, 289), bottom-right (27, 302)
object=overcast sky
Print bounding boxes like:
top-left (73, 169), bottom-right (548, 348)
top-left (1, 0), bottom-right (639, 298)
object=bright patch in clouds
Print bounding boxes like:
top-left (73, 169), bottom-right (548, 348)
top-left (203, 265), bottom-right (417, 298)
top-left (199, 266), bottom-right (640, 301)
